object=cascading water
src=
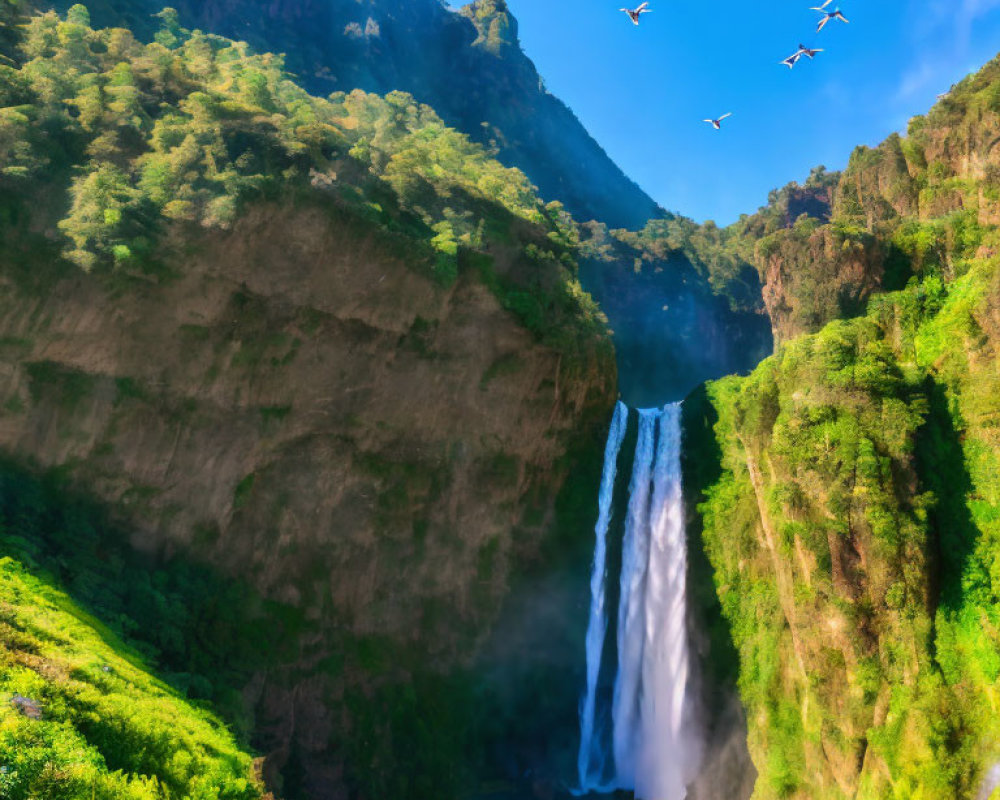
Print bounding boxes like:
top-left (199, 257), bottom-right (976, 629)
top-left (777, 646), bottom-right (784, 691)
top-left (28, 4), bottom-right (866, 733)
top-left (635, 404), bottom-right (700, 799)
top-left (577, 401), bottom-right (629, 792)
top-left (612, 409), bottom-right (659, 789)
top-left (576, 403), bottom-right (702, 800)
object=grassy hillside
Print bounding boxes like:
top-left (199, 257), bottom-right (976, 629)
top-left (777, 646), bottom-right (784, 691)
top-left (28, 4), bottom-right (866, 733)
top-left (684, 54), bottom-right (1000, 800)
top-left (0, 554), bottom-right (262, 799)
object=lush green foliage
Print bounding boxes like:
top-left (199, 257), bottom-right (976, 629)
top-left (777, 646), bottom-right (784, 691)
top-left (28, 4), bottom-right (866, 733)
top-left (0, 5), bottom-right (607, 349)
top-left (692, 318), bottom-right (953, 798)
top-left (0, 0), bottom-right (25, 64)
top-left (688, 168), bottom-right (1000, 800)
top-left (682, 52), bottom-right (1000, 799)
top-left (0, 556), bottom-right (262, 799)
top-left (0, 460), bottom-right (298, 742)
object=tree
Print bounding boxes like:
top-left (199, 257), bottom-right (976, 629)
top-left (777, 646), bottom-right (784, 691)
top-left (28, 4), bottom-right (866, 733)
top-left (59, 163), bottom-right (138, 270)
top-left (153, 7), bottom-right (182, 49)
top-left (65, 3), bottom-right (90, 26)
top-left (0, 0), bottom-right (25, 65)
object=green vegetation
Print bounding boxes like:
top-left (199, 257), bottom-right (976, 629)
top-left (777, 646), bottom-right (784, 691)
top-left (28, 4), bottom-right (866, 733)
top-left (0, 459), bottom-right (300, 740)
top-left (0, 4), bottom-right (608, 351)
top-left (0, 556), bottom-right (261, 799)
top-left (460, 0), bottom-right (516, 55)
top-left (684, 54), bottom-right (1000, 800)
top-left (630, 56), bottom-right (1000, 346)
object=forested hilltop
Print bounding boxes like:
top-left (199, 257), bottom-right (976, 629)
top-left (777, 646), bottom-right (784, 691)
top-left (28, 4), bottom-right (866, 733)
top-left (683, 54), bottom-right (1000, 798)
top-left (34, 0), bottom-right (775, 406)
top-left (44, 0), bottom-right (662, 230)
top-left (0, 3), bottom-right (622, 797)
top-left (0, 0), bottom-right (608, 348)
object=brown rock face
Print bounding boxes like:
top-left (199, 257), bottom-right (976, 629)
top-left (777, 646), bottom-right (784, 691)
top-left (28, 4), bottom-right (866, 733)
top-left (756, 226), bottom-right (884, 345)
top-left (0, 199), bottom-right (616, 795)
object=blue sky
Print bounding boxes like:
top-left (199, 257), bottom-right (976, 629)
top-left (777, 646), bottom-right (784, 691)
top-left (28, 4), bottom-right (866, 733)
top-left (449, 0), bottom-right (1000, 225)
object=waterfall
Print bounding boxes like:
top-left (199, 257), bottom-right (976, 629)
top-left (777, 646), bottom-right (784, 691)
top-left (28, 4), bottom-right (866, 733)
top-left (576, 403), bottom-right (701, 800)
top-left (612, 408), bottom-right (659, 788)
top-left (978, 763), bottom-right (1000, 800)
top-left (635, 404), bottom-right (699, 800)
top-left (577, 401), bottom-right (629, 792)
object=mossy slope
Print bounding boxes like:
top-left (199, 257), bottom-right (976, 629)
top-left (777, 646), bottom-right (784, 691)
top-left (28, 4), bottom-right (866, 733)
top-left (0, 556), bottom-right (262, 800)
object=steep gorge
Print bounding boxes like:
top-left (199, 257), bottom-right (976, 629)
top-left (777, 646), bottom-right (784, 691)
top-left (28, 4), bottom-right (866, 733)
top-left (7, 1), bottom-right (1000, 798)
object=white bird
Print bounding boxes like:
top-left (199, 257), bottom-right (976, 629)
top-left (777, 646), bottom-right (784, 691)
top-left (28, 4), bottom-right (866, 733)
top-left (703, 113), bottom-right (732, 130)
top-left (781, 51), bottom-right (804, 69)
top-left (783, 43), bottom-right (823, 67)
top-left (812, 5), bottom-right (849, 32)
top-left (620, 2), bottom-right (652, 25)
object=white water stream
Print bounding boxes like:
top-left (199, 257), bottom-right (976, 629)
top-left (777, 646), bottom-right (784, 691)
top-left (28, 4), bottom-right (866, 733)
top-left (577, 403), bottom-right (702, 800)
top-left (576, 400), bottom-right (629, 791)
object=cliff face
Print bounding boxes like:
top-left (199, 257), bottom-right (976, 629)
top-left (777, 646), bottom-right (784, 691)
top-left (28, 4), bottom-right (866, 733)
top-left (674, 56), bottom-right (1000, 347)
top-left (63, 0), bottom-right (662, 230)
top-left (682, 55), bottom-right (1000, 800)
top-left (578, 232), bottom-right (773, 406)
top-left (1, 201), bottom-right (611, 630)
top-left (0, 197), bottom-right (616, 796)
top-left (754, 222), bottom-right (885, 344)
top-left (0, 10), bottom-right (619, 796)
top-left (686, 259), bottom-right (1000, 798)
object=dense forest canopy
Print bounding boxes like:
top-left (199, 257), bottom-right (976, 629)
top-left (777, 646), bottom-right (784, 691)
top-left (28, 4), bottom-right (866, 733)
top-left (0, 3), bottom-right (608, 353)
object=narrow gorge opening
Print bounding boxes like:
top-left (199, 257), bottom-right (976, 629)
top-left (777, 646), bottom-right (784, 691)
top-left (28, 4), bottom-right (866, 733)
top-left (576, 403), bottom-right (703, 800)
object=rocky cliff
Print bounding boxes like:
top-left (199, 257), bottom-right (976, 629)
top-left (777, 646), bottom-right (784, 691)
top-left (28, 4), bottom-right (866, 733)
top-left (579, 220), bottom-right (773, 406)
top-left (0, 196), bottom-right (615, 798)
top-left (683, 54), bottom-right (1000, 800)
top-left (0, 8), bottom-right (617, 797)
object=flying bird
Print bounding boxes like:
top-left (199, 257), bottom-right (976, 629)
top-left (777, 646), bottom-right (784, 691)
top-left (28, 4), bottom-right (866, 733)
top-left (620, 2), bottom-right (652, 25)
top-left (781, 41), bottom-right (824, 68)
top-left (812, 5), bottom-right (849, 32)
top-left (703, 113), bottom-right (732, 130)
top-left (781, 51), bottom-right (803, 69)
